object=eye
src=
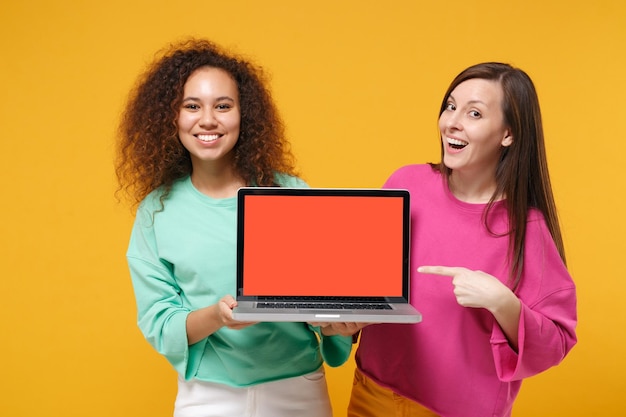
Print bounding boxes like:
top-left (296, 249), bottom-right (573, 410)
top-left (183, 103), bottom-right (200, 111)
top-left (469, 110), bottom-right (481, 118)
top-left (216, 103), bottom-right (232, 111)
top-left (445, 102), bottom-right (456, 111)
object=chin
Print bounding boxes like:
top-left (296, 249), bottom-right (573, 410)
top-left (442, 155), bottom-right (461, 171)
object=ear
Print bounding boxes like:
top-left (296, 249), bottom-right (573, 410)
top-left (501, 130), bottom-right (513, 147)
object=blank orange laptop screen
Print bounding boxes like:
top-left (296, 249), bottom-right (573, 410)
top-left (241, 195), bottom-right (405, 296)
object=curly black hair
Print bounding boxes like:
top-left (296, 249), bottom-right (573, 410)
top-left (116, 38), bottom-right (298, 207)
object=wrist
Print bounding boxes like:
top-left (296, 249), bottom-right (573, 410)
top-left (490, 287), bottom-right (519, 316)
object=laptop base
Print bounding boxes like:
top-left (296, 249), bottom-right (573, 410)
top-left (232, 304), bottom-right (422, 324)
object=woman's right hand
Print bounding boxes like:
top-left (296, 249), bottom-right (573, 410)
top-left (216, 295), bottom-right (257, 330)
top-left (187, 295), bottom-right (257, 345)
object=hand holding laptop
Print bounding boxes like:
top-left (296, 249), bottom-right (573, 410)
top-left (217, 295), bottom-right (259, 330)
top-left (308, 321), bottom-right (370, 336)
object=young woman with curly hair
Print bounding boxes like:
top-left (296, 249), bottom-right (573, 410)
top-left (116, 38), bottom-right (352, 417)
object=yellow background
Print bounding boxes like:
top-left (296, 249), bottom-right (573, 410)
top-left (1, 1), bottom-right (624, 415)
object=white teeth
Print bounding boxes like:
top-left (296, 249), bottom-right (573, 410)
top-left (197, 134), bottom-right (219, 142)
top-left (447, 137), bottom-right (468, 146)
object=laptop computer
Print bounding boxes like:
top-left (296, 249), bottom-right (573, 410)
top-left (231, 187), bottom-right (422, 324)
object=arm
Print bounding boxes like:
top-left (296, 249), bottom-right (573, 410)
top-left (418, 217), bottom-right (577, 380)
top-left (489, 284), bottom-right (521, 350)
top-left (308, 324), bottom-right (354, 367)
top-left (127, 206), bottom-right (255, 377)
top-left (186, 295), bottom-right (256, 345)
top-left (495, 217), bottom-right (578, 380)
top-left (417, 266), bottom-right (522, 350)
top-left (492, 287), bottom-right (577, 381)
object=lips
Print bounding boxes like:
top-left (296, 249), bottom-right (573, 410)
top-left (446, 137), bottom-right (468, 150)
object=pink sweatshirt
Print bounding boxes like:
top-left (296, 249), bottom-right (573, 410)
top-left (356, 164), bottom-right (577, 417)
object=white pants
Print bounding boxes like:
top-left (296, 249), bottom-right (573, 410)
top-left (174, 368), bottom-right (333, 417)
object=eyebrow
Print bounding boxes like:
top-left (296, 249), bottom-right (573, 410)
top-left (182, 96), bottom-right (236, 102)
top-left (449, 94), bottom-right (487, 106)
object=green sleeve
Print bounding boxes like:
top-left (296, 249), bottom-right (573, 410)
top-left (127, 202), bottom-right (201, 379)
top-left (309, 325), bottom-right (353, 367)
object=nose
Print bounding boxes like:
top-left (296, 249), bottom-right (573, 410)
top-left (199, 108), bottom-right (217, 127)
top-left (441, 110), bottom-right (461, 132)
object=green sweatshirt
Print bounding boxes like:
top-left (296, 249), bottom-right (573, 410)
top-left (127, 174), bottom-right (352, 386)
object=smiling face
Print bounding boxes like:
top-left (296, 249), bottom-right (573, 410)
top-left (438, 78), bottom-right (513, 178)
top-left (177, 66), bottom-right (241, 169)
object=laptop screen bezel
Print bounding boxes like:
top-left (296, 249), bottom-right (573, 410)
top-left (235, 187), bottom-right (411, 303)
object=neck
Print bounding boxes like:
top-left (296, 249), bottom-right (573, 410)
top-left (448, 170), bottom-right (501, 204)
top-left (190, 162), bottom-right (246, 199)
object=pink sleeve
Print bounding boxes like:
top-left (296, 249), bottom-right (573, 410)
top-left (491, 215), bottom-right (577, 381)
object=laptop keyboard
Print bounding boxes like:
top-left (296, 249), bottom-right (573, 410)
top-left (256, 302), bottom-right (392, 310)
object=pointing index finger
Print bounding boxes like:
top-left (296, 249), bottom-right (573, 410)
top-left (418, 266), bottom-right (463, 277)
